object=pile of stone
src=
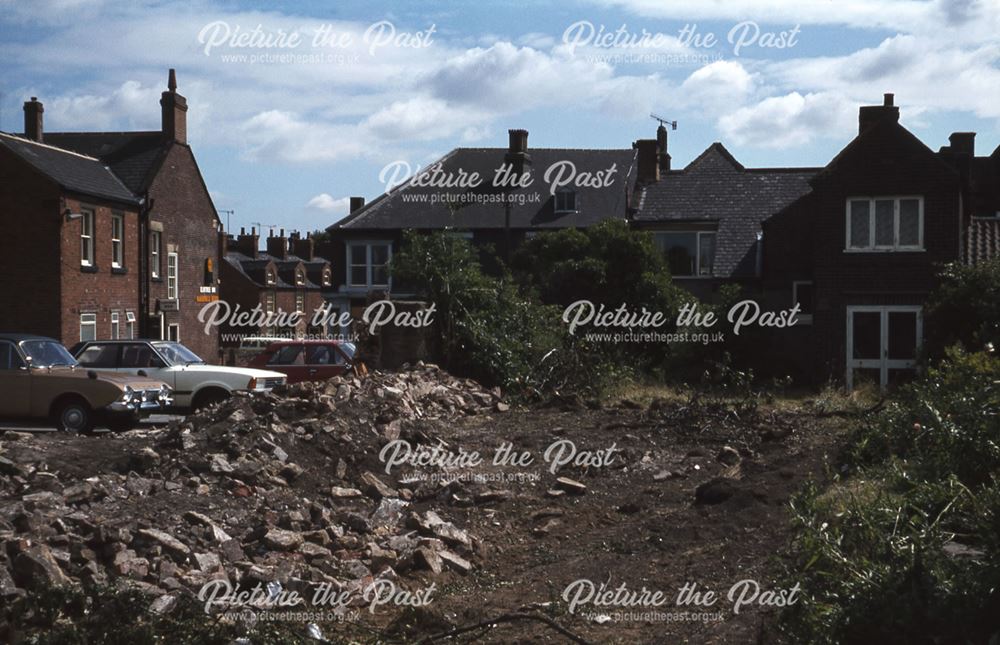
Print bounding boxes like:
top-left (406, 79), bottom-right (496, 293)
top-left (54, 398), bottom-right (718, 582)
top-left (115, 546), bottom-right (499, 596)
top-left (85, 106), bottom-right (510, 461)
top-left (0, 363), bottom-right (502, 621)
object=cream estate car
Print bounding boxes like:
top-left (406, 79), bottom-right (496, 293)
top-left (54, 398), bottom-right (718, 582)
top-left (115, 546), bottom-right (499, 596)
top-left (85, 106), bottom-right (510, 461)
top-left (0, 334), bottom-right (172, 433)
top-left (71, 339), bottom-right (286, 411)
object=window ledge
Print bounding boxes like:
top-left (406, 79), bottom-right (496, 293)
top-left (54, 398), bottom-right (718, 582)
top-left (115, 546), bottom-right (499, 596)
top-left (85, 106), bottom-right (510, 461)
top-left (843, 248), bottom-right (925, 254)
top-left (111, 267), bottom-right (127, 275)
top-left (80, 265), bottom-right (98, 274)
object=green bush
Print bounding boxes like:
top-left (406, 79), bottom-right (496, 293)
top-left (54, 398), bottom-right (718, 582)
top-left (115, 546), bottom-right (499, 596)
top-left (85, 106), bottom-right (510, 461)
top-left (782, 349), bottom-right (1000, 644)
top-left (390, 230), bottom-right (614, 396)
top-left (925, 259), bottom-right (1000, 358)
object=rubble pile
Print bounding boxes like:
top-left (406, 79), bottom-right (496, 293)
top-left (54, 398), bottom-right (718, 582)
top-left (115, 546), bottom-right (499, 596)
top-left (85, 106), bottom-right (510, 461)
top-left (0, 363), bottom-right (505, 621)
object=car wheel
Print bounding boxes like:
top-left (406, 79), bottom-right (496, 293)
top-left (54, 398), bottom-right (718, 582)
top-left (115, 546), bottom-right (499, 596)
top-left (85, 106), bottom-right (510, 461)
top-left (193, 388), bottom-right (230, 411)
top-left (54, 399), bottom-right (94, 434)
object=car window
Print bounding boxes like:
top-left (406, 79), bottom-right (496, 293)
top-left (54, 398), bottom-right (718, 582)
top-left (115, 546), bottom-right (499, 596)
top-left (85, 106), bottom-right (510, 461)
top-left (152, 342), bottom-right (204, 366)
top-left (268, 345), bottom-right (305, 365)
top-left (0, 342), bottom-right (25, 370)
top-left (22, 340), bottom-right (77, 367)
top-left (306, 345), bottom-right (344, 365)
top-left (76, 344), bottom-right (120, 368)
top-left (121, 344), bottom-right (164, 369)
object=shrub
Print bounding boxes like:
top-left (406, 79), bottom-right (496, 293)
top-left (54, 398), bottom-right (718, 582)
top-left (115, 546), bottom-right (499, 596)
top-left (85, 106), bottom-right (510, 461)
top-left (782, 348), bottom-right (1000, 644)
top-left (925, 259), bottom-right (1000, 358)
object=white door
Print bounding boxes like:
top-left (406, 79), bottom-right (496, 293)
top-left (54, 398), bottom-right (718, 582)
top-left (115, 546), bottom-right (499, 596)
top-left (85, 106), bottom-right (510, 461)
top-left (846, 306), bottom-right (922, 390)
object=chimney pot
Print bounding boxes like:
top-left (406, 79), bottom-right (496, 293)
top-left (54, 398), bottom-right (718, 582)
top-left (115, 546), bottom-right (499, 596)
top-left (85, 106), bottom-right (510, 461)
top-left (23, 97), bottom-right (44, 143)
top-left (508, 128), bottom-right (528, 154)
top-left (884, 93), bottom-right (894, 106)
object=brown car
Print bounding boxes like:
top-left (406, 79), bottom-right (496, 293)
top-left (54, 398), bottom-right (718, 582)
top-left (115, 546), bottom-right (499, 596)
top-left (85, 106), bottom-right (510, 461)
top-left (0, 334), bottom-right (172, 433)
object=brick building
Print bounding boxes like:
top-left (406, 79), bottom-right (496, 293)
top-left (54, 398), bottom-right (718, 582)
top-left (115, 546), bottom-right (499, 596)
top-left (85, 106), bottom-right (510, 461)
top-left (0, 130), bottom-right (142, 344)
top-left (220, 228), bottom-right (332, 349)
top-left (0, 70), bottom-right (223, 359)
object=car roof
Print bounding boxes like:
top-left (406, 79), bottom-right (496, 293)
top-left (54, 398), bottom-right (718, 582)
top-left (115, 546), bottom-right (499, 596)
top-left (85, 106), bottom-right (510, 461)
top-left (0, 333), bottom-right (59, 343)
top-left (77, 339), bottom-right (170, 344)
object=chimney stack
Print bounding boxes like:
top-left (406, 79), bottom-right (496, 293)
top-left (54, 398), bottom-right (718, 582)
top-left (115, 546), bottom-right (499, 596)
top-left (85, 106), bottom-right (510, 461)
top-left (633, 139), bottom-right (660, 185)
top-left (350, 196), bottom-right (366, 213)
top-left (160, 68), bottom-right (188, 144)
top-left (505, 128), bottom-right (531, 177)
top-left (859, 92), bottom-right (900, 134)
top-left (266, 228), bottom-right (289, 259)
top-left (233, 227), bottom-right (259, 259)
top-left (948, 132), bottom-right (976, 158)
top-left (291, 232), bottom-right (315, 260)
top-left (656, 124), bottom-right (671, 173)
top-left (23, 97), bottom-right (43, 143)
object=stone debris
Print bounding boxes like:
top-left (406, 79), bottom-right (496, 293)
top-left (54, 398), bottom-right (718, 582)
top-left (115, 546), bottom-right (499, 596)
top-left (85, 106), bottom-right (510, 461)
top-left (0, 363), bottom-right (493, 606)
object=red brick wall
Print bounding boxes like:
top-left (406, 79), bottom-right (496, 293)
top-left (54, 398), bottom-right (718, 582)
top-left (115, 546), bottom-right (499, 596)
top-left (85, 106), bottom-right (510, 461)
top-left (59, 196), bottom-right (141, 345)
top-left (146, 143), bottom-right (221, 361)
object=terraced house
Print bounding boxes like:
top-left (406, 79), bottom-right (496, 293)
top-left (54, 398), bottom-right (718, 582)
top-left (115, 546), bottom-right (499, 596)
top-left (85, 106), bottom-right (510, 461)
top-left (0, 70), bottom-right (223, 360)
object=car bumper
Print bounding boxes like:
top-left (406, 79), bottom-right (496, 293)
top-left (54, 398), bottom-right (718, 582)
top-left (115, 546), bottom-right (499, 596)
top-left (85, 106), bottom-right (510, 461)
top-left (107, 398), bottom-right (173, 416)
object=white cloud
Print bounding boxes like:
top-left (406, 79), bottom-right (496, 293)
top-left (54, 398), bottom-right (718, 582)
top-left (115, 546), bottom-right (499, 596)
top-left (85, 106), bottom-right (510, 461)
top-left (679, 60), bottom-right (755, 111)
top-left (306, 193), bottom-right (350, 214)
top-left (718, 91), bottom-right (857, 148)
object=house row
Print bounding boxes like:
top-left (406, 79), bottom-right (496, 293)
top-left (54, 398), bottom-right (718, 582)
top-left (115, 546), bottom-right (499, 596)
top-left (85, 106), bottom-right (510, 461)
top-left (324, 94), bottom-right (1000, 387)
top-left (0, 70), bottom-right (222, 361)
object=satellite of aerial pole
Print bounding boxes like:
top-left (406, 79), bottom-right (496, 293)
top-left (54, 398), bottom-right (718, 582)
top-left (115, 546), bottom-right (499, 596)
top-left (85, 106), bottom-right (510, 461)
top-left (650, 114), bottom-right (677, 130)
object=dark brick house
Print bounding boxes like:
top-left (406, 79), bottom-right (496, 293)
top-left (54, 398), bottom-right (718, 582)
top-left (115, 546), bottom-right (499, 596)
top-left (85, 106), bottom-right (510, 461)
top-left (32, 69), bottom-right (223, 360)
top-left (220, 228), bottom-right (332, 348)
top-left (327, 129), bottom-right (637, 319)
top-left (0, 130), bottom-right (142, 345)
top-left (762, 94), bottom-right (969, 387)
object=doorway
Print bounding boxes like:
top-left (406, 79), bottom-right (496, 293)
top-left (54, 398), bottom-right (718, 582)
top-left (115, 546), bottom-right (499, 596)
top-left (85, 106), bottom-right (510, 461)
top-left (846, 306), bottom-right (921, 390)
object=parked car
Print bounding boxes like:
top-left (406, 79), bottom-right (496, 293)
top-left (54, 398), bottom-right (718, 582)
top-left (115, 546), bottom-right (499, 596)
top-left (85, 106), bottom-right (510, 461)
top-left (247, 340), bottom-right (356, 384)
top-left (70, 339), bottom-right (287, 410)
top-left (0, 334), bottom-right (171, 433)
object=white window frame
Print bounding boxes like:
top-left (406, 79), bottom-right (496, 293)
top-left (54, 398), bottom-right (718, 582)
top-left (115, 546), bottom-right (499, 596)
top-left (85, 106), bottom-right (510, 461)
top-left (296, 271), bottom-right (305, 286)
top-left (322, 269), bottom-right (331, 286)
top-left (347, 241), bottom-right (392, 289)
top-left (266, 268), bottom-right (276, 285)
top-left (792, 281), bottom-right (814, 325)
top-left (265, 292), bottom-right (275, 314)
top-left (80, 313), bottom-right (97, 341)
top-left (295, 292), bottom-right (304, 313)
top-left (845, 196), bottom-right (924, 252)
top-left (845, 305), bottom-right (922, 390)
top-left (111, 212), bottom-right (124, 268)
top-left (653, 230), bottom-right (716, 278)
top-left (125, 311), bottom-right (136, 340)
top-left (150, 232), bottom-right (161, 279)
top-left (167, 323), bottom-right (180, 342)
top-left (167, 252), bottom-right (178, 300)
top-left (111, 312), bottom-right (120, 339)
top-left (80, 210), bottom-right (94, 267)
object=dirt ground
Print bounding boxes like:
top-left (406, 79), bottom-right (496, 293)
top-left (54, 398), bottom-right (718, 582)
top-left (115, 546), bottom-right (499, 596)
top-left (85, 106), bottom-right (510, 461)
top-left (1, 388), bottom-right (847, 644)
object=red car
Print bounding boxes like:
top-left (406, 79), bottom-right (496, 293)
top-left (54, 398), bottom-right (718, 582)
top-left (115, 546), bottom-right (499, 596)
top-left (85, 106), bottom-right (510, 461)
top-left (247, 340), bottom-right (356, 384)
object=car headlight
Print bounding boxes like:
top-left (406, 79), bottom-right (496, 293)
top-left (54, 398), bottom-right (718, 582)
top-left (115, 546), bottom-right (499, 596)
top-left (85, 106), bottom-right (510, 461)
top-left (159, 385), bottom-right (171, 401)
top-left (121, 386), bottom-right (134, 403)
top-left (247, 377), bottom-right (257, 390)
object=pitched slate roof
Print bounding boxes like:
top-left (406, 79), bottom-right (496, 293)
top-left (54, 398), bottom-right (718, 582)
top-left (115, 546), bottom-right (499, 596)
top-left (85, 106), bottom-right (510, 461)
top-left (634, 143), bottom-right (818, 278)
top-left (44, 131), bottom-right (168, 194)
top-left (0, 132), bottom-right (140, 205)
top-left (966, 217), bottom-right (1000, 265)
top-left (225, 252), bottom-right (326, 289)
top-left (332, 147), bottom-right (636, 231)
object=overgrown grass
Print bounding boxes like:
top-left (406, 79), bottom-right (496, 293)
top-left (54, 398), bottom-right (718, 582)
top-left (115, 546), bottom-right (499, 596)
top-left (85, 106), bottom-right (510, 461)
top-left (781, 348), bottom-right (1000, 644)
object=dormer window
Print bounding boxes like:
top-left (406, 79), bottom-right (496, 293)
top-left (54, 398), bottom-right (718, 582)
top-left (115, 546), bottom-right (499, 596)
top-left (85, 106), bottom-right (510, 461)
top-left (322, 269), bottom-right (331, 286)
top-left (266, 269), bottom-right (276, 285)
top-left (555, 190), bottom-right (577, 214)
top-left (296, 271), bottom-right (305, 286)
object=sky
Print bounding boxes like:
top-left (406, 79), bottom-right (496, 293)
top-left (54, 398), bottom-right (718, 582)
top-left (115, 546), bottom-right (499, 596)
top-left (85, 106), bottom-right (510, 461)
top-left (1, 0), bottom-right (998, 235)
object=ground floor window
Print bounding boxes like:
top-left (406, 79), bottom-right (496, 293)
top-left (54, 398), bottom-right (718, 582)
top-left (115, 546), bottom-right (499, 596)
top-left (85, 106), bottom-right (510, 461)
top-left (846, 305), bottom-right (921, 390)
top-left (125, 311), bottom-right (136, 339)
top-left (111, 312), bottom-right (120, 339)
top-left (792, 281), bottom-right (814, 324)
top-left (80, 313), bottom-right (97, 341)
top-left (167, 324), bottom-right (180, 342)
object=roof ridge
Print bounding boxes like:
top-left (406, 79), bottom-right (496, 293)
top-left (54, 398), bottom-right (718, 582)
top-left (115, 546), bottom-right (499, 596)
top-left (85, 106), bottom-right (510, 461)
top-left (0, 131), bottom-right (103, 162)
